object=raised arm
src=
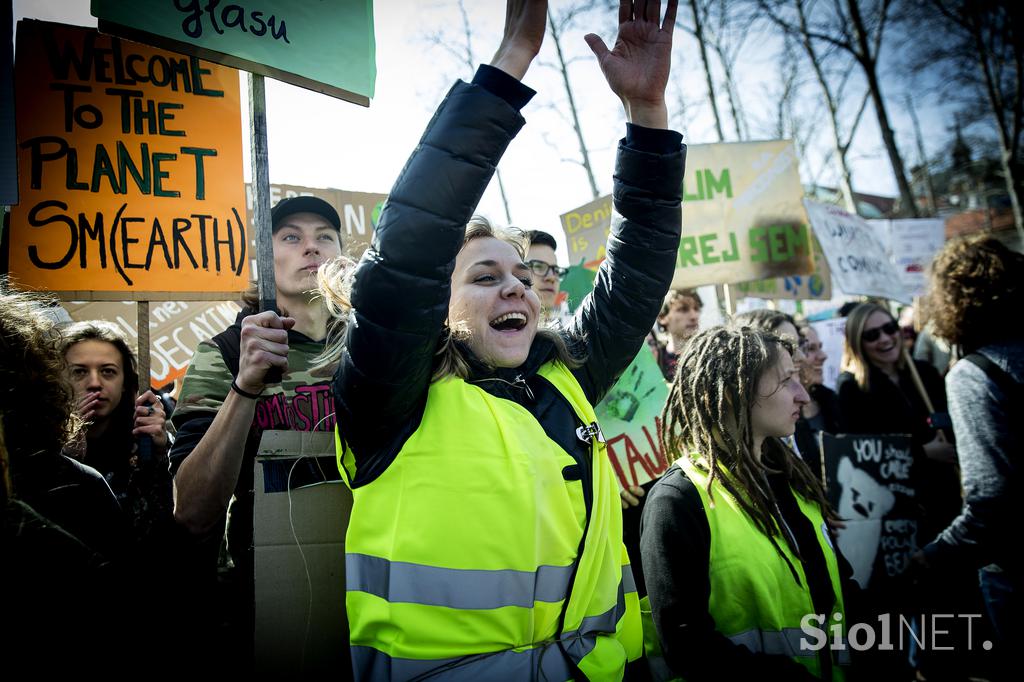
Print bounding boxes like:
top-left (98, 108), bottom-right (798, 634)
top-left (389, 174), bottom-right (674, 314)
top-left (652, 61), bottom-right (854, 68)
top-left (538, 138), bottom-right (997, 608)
top-left (570, 0), bottom-right (685, 402)
top-left (332, 1), bottom-right (547, 485)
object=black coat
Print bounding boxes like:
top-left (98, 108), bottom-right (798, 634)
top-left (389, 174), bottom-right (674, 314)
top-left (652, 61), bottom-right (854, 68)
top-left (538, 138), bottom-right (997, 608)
top-left (331, 67), bottom-right (686, 497)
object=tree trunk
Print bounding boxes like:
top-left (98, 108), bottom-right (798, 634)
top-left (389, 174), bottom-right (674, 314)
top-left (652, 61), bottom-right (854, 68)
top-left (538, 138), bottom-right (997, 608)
top-left (796, 0), bottom-right (857, 214)
top-left (548, 9), bottom-right (600, 199)
top-left (846, 0), bottom-right (919, 217)
top-left (689, 0), bottom-right (725, 141)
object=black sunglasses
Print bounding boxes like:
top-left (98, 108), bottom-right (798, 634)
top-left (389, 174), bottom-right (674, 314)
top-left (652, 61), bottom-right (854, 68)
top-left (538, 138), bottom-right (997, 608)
top-left (525, 260), bottom-right (568, 278)
top-left (861, 320), bottom-right (899, 343)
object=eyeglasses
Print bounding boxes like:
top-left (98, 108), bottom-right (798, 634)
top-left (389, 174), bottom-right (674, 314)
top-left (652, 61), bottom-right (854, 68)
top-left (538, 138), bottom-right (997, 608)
top-left (861, 320), bottom-right (899, 343)
top-left (525, 260), bottom-right (567, 278)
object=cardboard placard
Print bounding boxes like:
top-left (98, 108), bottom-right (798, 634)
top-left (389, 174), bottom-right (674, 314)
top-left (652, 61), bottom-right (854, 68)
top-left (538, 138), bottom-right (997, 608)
top-left (867, 218), bottom-right (946, 297)
top-left (244, 182), bottom-right (386, 266)
top-left (558, 140), bottom-right (814, 291)
top-left (673, 140), bottom-right (814, 289)
top-left (810, 316), bottom-right (847, 391)
top-left (805, 199), bottom-right (910, 303)
top-left (734, 237), bottom-right (833, 301)
top-left (64, 299), bottom-right (240, 389)
top-left (254, 430), bottom-right (352, 678)
top-left (821, 433), bottom-right (918, 591)
top-left (9, 21), bottom-right (248, 300)
top-left (596, 346), bottom-right (671, 490)
top-left (92, 0), bottom-right (376, 105)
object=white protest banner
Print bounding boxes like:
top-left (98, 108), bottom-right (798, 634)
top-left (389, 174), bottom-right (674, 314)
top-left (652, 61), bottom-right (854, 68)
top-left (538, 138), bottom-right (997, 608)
top-left (811, 316), bottom-right (847, 391)
top-left (868, 218), bottom-right (946, 297)
top-left (804, 199), bottom-right (910, 302)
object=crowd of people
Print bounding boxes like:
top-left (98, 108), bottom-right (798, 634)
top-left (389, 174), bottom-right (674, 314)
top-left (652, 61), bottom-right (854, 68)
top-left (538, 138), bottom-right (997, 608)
top-left (3, 1), bottom-right (1021, 680)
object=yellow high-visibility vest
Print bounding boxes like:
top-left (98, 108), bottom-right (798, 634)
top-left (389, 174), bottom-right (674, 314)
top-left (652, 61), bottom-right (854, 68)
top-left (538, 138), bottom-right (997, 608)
top-left (643, 457), bottom-right (848, 681)
top-left (337, 361), bottom-right (642, 680)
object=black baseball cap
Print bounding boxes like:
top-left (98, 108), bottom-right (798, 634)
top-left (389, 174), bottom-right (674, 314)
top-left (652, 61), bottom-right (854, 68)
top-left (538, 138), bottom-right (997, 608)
top-left (270, 196), bottom-right (342, 233)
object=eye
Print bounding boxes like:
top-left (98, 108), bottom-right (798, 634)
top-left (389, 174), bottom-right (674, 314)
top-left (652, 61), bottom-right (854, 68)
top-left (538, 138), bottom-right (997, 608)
top-left (71, 368), bottom-right (86, 377)
top-left (318, 234), bottom-right (336, 242)
top-left (519, 277), bottom-right (534, 287)
top-left (474, 274), bottom-right (496, 283)
top-left (280, 233), bottom-right (299, 242)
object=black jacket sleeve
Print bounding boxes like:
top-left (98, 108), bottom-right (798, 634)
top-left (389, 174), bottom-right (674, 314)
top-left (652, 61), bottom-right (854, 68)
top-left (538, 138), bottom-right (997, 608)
top-left (331, 71), bottom-right (530, 485)
top-left (640, 467), bottom-right (818, 681)
top-left (567, 127), bottom-right (685, 405)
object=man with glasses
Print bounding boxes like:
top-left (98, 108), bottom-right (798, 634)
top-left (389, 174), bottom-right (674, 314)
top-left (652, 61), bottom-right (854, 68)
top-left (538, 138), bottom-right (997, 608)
top-left (525, 230), bottom-right (567, 319)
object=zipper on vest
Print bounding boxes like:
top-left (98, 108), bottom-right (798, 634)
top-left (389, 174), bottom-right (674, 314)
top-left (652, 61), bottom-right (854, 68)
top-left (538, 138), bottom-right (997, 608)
top-left (575, 422), bottom-right (605, 444)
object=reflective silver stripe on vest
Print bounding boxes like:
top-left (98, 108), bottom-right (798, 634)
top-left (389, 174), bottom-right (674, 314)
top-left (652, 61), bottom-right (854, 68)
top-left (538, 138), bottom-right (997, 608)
top-left (728, 627), bottom-right (817, 658)
top-left (347, 553), bottom-right (575, 609)
top-left (351, 642), bottom-right (574, 682)
top-left (351, 575), bottom-right (634, 680)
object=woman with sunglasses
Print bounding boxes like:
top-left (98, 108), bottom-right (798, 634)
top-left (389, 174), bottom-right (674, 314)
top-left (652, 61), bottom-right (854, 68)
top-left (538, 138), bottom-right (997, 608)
top-left (836, 302), bottom-right (960, 545)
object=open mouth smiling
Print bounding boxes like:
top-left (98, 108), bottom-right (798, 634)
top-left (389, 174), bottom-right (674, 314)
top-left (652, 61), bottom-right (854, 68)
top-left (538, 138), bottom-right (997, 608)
top-left (490, 312), bottom-right (528, 332)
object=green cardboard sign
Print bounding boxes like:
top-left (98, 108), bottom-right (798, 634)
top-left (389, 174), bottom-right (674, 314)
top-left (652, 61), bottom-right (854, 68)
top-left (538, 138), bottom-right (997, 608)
top-left (91, 0), bottom-right (375, 105)
top-left (596, 346), bottom-right (670, 490)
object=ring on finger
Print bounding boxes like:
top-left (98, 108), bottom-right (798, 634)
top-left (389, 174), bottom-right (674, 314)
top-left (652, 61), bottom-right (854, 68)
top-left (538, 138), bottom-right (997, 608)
top-left (147, 405), bottom-right (155, 416)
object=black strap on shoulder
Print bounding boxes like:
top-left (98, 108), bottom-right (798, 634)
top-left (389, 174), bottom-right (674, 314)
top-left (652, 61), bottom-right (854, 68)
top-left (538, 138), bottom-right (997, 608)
top-left (962, 353), bottom-right (1023, 404)
top-left (211, 324), bottom-right (242, 379)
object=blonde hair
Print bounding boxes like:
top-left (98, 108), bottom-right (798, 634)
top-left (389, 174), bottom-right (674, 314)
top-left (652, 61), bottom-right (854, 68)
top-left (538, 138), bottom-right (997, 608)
top-left (842, 302), bottom-right (903, 391)
top-left (315, 217), bottom-right (584, 379)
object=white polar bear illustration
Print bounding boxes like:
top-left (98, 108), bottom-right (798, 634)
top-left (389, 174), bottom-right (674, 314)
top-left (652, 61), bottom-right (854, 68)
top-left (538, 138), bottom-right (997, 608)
top-left (835, 456), bottom-right (896, 588)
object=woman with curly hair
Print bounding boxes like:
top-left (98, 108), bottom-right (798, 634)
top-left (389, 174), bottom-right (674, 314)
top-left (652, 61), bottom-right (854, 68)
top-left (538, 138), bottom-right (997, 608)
top-left (918, 235), bottom-right (1024, 658)
top-left (641, 325), bottom-right (854, 681)
top-left (0, 286), bottom-right (124, 557)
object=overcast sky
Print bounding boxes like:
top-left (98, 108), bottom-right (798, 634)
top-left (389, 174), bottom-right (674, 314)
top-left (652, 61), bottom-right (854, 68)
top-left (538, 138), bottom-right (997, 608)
top-left (13, 0), bottom-right (952, 265)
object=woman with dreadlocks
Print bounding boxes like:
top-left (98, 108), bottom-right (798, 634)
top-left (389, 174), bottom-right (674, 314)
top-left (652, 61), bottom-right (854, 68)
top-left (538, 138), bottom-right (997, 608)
top-left (640, 326), bottom-right (855, 681)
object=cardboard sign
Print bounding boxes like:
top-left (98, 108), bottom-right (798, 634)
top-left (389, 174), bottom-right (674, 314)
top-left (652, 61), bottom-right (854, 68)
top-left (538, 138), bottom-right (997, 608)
top-left (92, 0), bottom-right (376, 106)
top-left (244, 182), bottom-right (386, 265)
top-left (822, 433), bottom-right (918, 591)
top-left (735, 238), bottom-right (833, 301)
top-left (596, 346), bottom-right (671, 490)
top-left (810, 316), bottom-right (847, 391)
top-left (559, 194), bottom-right (612, 270)
top-left (558, 141), bottom-right (813, 290)
top-left (65, 299), bottom-right (240, 389)
top-left (253, 430), bottom-right (352, 677)
top-left (673, 140), bottom-right (814, 289)
top-left (9, 21), bottom-right (247, 300)
top-left (868, 218), bottom-right (946, 297)
top-left (805, 199), bottom-right (910, 303)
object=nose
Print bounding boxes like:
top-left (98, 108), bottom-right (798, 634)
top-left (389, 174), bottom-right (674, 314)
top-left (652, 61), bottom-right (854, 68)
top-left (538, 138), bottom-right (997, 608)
top-left (794, 381), bottom-right (810, 406)
top-left (303, 237), bottom-right (321, 255)
top-left (502, 275), bottom-right (527, 298)
top-left (85, 369), bottom-right (102, 390)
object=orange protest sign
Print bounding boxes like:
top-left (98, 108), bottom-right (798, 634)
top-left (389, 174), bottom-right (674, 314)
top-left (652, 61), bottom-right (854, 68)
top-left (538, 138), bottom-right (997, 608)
top-left (9, 20), bottom-right (248, 300)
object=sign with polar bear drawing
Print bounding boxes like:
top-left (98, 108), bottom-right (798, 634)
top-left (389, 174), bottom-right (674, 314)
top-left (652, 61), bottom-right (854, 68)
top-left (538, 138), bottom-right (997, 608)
top-left (821, 433), bottom-right (919, 591)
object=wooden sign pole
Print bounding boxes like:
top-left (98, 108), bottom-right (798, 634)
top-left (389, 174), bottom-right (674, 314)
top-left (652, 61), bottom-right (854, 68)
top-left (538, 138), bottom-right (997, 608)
top-left (137, 300), bottom-right (152, 461)
top-left (249, 73), bottom-right (276, 314)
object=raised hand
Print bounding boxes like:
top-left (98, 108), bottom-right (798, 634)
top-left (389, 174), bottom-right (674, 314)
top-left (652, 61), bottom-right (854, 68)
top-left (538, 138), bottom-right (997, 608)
top-left (490, 0), bottom-right (548, 81)
top-left (133, 389), bottom-right (168, 451)
top-left (584, 0), bottom-right (678, 129)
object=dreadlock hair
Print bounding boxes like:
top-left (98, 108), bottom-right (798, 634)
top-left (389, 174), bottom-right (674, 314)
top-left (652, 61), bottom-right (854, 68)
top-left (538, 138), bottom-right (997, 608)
top-left (659, 325), bottom-right (839, 565)
top-left (731, 308), bottom-right (796, 335)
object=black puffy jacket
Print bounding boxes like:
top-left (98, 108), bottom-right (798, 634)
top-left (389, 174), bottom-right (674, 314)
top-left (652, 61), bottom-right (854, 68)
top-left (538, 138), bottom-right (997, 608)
top-left (332, 68), bottom-right (686, 499)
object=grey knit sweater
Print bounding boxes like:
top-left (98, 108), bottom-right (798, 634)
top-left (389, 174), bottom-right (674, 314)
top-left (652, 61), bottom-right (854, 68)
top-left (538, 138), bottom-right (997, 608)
top-left (924, 340), bottom-right (1023, 576)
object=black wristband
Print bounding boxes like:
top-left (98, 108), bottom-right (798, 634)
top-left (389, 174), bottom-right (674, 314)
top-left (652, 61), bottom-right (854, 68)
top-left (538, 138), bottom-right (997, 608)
top-left (231, 380), bottom-right (263, 400)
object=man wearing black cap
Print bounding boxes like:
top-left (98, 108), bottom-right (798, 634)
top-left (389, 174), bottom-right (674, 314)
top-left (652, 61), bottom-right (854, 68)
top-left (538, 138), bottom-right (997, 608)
top-left (168, 196), bottom-right (344, 666)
